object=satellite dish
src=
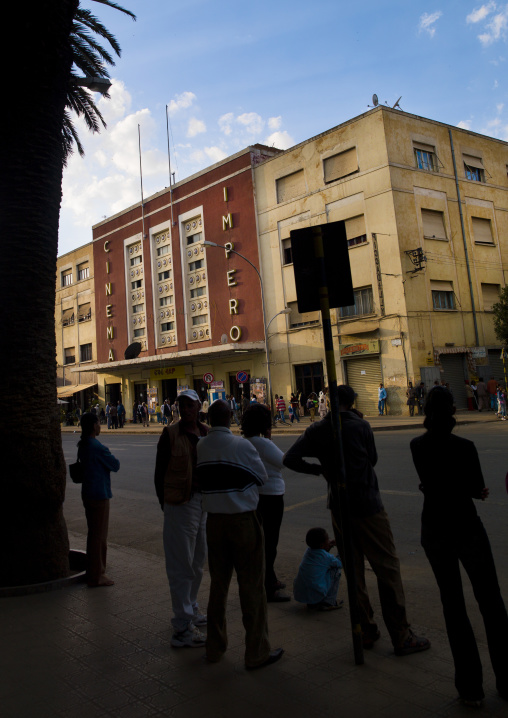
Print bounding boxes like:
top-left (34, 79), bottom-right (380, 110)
top-left (372, 94), bottom-right (379, 107)
top-left (392, 96), bottom-right (402, 110)
top-left (124, 342), bottom-right (142, 360)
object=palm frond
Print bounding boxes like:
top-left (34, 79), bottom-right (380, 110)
top-left (91, 0), bottom-right (136, 21)
top-left (62, 111), bottom-right (85, 164)
top-left (75, 9), bottom-right (122, 57)
top-left (72, 23), bottom-right (116, 67)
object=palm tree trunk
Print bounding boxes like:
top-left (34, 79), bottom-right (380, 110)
top-left (0, 1), bottom-right (78, 586)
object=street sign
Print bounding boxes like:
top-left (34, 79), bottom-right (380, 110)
top-left (236, 370), bottom-right (248, 383)
top-left (203, 372), bottom-right (214, 384)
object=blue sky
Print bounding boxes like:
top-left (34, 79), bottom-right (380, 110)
top-left (60, 0), bottom-right (508, 255)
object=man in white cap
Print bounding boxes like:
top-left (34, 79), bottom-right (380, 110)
top-left (154, 389), bottom-right (209, 647)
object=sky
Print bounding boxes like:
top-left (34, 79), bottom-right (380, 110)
top-left (59, 0), bottom-right (508, 256)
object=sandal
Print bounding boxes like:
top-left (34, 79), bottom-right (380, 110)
top-left (362, 628), bottom-right (381, 649)
top-left (394, 630), bottom-right (431, 656)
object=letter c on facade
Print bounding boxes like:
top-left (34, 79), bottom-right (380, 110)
top-left (104, 240), bottom-right (110, 253)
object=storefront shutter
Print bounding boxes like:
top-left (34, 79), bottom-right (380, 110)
top-left (440, 354), bottom-right (468, 409)
top-left (344, 356), bottom-right (382, 416)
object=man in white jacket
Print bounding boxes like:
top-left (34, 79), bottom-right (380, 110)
top-left (197, 399), bottom-right (284, 670)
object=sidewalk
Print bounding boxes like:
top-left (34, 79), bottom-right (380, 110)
top-left (60, 409), bottom-right (501, 437)
top-left (2, 532), bottom-right (506, 718)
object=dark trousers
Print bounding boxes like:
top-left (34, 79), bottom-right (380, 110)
top-left (424, 522), bottom-right (508, 699)
top-left (256, 494), bottom-right (284, 593)
top-left (206, 511), bottom-right (270, 667)
top-left (332, 508), bottom-right (410, 646)
top-left (83, 498), bottom-right (110, 585)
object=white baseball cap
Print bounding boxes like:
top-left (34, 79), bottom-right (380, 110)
top-left (177, 389), bottom-right (202, 406)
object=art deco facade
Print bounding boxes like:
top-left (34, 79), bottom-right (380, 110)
top-left (55, 243), bottom-right (97, 406)
top-left (253, 106), bottom-right (508, 414)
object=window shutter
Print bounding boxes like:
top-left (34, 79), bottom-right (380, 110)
top-left (413, 142), bottom-right (435, 153)
top-left (276, 170), bottom-right (305, 203)
top-left (472, 217), bottom-right (493, 243)
top-left (422, 209), bottom-right (446, 239)
top-left (430, 280), bottom-right (453, 292)
top-left (324, 148), bottom-right (358, 183)
top-left (481, 283), bottom-right (500, 310)
top-left (463, 154), bottom-right (484, 169)
top-left (62, 307), bottom-right (74, 322)
top-left (345, 215), bottom-right (366, 240)
top-left (78, 303), bottom-right (91, 320)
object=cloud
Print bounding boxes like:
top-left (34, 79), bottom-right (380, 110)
top-left (218, 112), bottom-right (235, 136)
top-left (236, 112), bottom-right (264, 135)
top-left (268, 116), bottom-right (282, 131)
top-left (419, 11), bottom-right (443, 37)
top-left (467, 2), bottom-right (496, 24)
top-left (187, 117), bottom-right (207, 137)
top-left (264, 130), bottom-right (294, 150)
top-left (457, 120), bottom-right (472, 129)
top-left (478, 8), bottom-right (508, 45)
top-left (204, 146), bottom-right (227, 163)
top-left (167, 91), bottom-right (196, 116)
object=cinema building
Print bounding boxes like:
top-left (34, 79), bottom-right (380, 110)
top-left (87, 145), bottom-right (280, 415)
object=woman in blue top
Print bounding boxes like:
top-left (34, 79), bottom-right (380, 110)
top-left (78, 412), bottom-right (120, 587)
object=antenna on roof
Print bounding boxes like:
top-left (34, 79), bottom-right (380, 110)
top-left (367, 93), bottom-right (379, 108)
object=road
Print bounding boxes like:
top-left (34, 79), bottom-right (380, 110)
top-left (62, 424), bottom-right (508, 634)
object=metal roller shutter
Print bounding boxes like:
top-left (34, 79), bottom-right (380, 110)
top-left (487, 350), bottom-right (507, 385)
top-left (344, 356), bottom-right (382, 416)
top-left (440, 354), bottom-right (467, 409)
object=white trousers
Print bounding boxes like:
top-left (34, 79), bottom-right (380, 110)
top-left (163, 494), bottom-right (207, 631)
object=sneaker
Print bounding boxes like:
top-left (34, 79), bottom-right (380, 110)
top-left (394, 630), bottom-right (431, 656)
top-left (192, 610), bottom-right (207, 627)
top-left (171, 626), bottom-right (206, 648)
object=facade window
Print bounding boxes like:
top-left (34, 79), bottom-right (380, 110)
top-left (62, 308), bottom-right (74, 326)
top-left (282, 238), bottom-right (292, 265)
top-left (157, 244), bottom-right (170, 256)
top-left (133, 328), bottom-right (145, 338)
top-left (131, 279), bottom-right (143, 289)
top-left (80, 343), bottom-right (92, 362)
top-left (276, 170), bottom-right (306, 203)
top-left (481, 283), bottom-right (500, 311)
top-left (130, 255), bottom-right (142, 266)
top-left (463, 154), bottom-right (485, 182)
top-left (159, 295), bottom-right (174, 306)
top-left (288, 301), bottom-right (320, 328)
top-left (323, 148), bottom-right (358, 183)
top-left (192, 315), bottom-right (207, 326)
top-left (161, 322), bottom-right (175, 332)
top-left (431, 281), bottom-right (455, 310)
top-left (414, 143), bottom-right (437, 172)
top-left (64, 347), bottom-right (75, 365)
top-left (77, 303), bottom-right (91, 322)
top-left (188, 259), bottom-right (203, 272)
top-left (132, 303), bottom-right (144, 313)
top-left (190, 287), bottom-right (205, 298)
top-left (61, 270), bottom-right (72, 287)
top-left (158, 270), bottom-right (171, 281)
top-left (340, 287), bottom-right (374, 318)
top-left (77, 263), bottom-right (89, 280)
top-left (472, 217), bottom-right (494, 244)
top-left (187, 232), bottom-right (202, 245)
top-left (345, 215), bottom-right (367, 248)
top-left (183, 214), bottom-right (209, 343)
top-left (422, 209), bottom-right (447, 240)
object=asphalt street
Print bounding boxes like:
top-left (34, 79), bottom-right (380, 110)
top-left (62, 423), bottom-right (508, 639)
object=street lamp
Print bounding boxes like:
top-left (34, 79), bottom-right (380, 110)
top-left (71, 76), bottom-right (112, 94)
top-left (202, 241), bottom-right (289, 418)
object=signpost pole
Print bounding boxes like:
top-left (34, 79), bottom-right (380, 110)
top-left (312, 226), bottom-right (364, 666)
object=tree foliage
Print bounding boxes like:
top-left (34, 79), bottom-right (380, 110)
top-left (492, 285), bottom-right (508, 348)
top-left (64, 0), bottom-right (136, 161)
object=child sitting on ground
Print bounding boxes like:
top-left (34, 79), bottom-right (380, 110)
top-left (293, 527), bottom-right (342, 610)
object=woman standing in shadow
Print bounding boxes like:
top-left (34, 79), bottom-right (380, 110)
top-left (78, 412), bottom-right (120, 587)
top-left (410, 387), bottom-right (508, 707)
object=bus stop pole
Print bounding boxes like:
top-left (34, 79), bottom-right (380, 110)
top-left (312, 226), bottom-right (364, 666)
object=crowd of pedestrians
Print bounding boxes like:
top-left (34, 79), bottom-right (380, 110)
top-left (72, 382), bottom-right (508, 703)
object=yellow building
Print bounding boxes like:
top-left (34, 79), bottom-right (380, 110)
top-left (254, 106), bottom-right (508, 414)
top-left (55, 243), bottom-right (97, 409)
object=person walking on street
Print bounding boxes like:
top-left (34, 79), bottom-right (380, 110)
top-left (283, 384), bottom-right (431, 656)
top-left (410, 387), bottom-right (508, 706)
top-left (378, 383), bottom-right (387, 416)
top-left (416, 382), bottom-right (426, 415)
top-left (276, 396), bottom-right (288, 424)
top-left (476, 377), bottom-right (488, 412)
top-left (154, 390), bottom-right (209, 648)
top-left (307, 394), bottom-right (317, 422)
top-left (117, 400), bottom-right (125, 428)
top-left (78, 412), bottom-right (120, 587)
top-left (318, 392), bottom-right (327, 419)
top-left (487, 376), bottom-right (498, 411)
top-left (109, 402), bottom-right (118, 429)
top-left (196, 400), bottom-right (284, 669)
top-left (406, 382), bottom-right (417, 417)
top-left (290, 394), bottom-right (300, 423)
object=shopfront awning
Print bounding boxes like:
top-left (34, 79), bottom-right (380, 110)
top-left (57, 382), bottom-right (97, 398)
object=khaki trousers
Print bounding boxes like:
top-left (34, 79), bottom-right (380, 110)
top-left (83, 498), bottom-right (110, 585)
top-left (332, 508), bottom-right (410, 646)
top-left (206, 511), bottom-right (271, 667)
